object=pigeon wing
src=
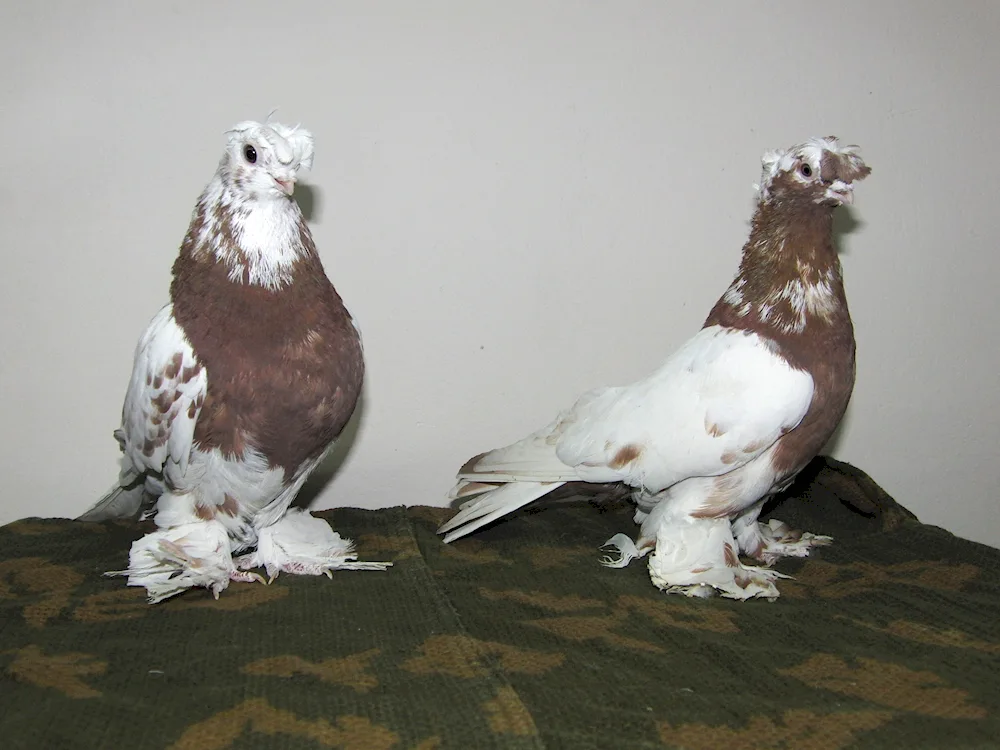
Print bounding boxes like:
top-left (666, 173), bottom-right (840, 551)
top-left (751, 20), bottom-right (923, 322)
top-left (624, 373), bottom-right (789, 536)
top-left (118, 304), bottom-right (208, 489)
top-left (557, 326), bottom-right (815, 491)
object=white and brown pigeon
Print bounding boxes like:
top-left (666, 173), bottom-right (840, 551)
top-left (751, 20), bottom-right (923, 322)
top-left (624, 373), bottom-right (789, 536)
top-left (78, 119), bottom-right (390, 602)
top-left (439, 136), bottom-right (870, 600)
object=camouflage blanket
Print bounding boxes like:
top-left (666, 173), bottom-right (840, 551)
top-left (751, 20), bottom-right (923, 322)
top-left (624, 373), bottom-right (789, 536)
top-left (1, 457), bottom-right (998, 749)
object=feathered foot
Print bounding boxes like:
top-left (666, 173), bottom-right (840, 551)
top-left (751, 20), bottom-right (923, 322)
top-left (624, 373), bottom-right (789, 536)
top-left (236, 508), bottom-right (391, 582)
top-left (600, 533), bottom-right (653, 568)
top-left (738, 518), bottom-right (833, 566)
top-left (106, 520), bottom-right (261, 604)
top-left (645, 517), bottom-right (788, 600)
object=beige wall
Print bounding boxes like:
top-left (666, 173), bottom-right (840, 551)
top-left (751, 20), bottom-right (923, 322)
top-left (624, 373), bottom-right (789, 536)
top-left (2, 1), bottom-right (998, 546)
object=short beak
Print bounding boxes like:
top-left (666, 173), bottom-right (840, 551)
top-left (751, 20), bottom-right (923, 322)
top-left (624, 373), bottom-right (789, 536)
top-left (274, 177), bottom-right (296, 196)
top-left (824, 181), bottom-right (854, 206)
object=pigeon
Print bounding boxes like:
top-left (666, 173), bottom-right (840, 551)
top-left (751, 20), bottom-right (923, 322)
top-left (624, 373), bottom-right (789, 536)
top-left (438, 136), bottom-right (870, 600)
top-left (78, 119), bottom-right (390, 602)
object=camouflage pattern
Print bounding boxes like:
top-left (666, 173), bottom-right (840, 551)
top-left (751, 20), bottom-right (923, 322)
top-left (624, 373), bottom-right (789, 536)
top-left (1, 458), bottom-right (998, 749)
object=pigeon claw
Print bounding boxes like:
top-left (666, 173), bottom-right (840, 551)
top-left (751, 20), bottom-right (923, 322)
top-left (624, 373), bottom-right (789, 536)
top-left (752, 519), bottom-right (834, 566)
top-left (110, 520), bottom-right (240, 604)
top-left (229, 569), bottom-right (267, 586)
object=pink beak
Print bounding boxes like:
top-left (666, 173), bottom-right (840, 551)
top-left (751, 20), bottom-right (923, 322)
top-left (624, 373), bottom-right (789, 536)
top-left (825, 181), bottom-right (854, 206)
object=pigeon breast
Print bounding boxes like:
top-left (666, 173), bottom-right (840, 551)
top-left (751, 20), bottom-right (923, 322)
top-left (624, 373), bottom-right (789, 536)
top-left (169, 212), bottom-right (363, 480)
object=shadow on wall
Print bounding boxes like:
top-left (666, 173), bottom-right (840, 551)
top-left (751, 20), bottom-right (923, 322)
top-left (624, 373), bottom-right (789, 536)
top-left (294, 184), bottom-right (321, 224)
top-left (832, 205), bottom-right (864, 254)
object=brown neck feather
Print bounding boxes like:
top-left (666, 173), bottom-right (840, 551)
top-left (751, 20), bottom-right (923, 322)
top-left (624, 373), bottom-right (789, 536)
top-left (704, 197), bottom-right (852, 363)
top-left (706, 196), bottom-right (859, 479)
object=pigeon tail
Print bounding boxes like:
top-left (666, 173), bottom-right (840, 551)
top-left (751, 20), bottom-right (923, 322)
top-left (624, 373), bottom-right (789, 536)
top-left (438, 480), bottom-right (567, 543)
top-left (76, 482), bottom-right (150, 523)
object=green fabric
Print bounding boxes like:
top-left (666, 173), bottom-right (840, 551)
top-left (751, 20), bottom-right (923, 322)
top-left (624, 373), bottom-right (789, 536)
top-left (1, 457), bottom-right (998, 749)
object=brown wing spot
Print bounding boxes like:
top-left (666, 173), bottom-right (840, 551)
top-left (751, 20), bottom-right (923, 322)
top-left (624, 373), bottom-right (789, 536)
top-left (164, 352), bottom-right (183, 379)
top-left (725, 436), bottom-right (773, 462)
top-left (194, 503), bottom-right (215, 521)
top-left (142, 438), bottom-right (155, 457)
top-left (221, 493), bottom-right (239, 517)
top-left (691, 474), bottom-right (742, 519)
top-left (181, 364), bottom-right (202, 383)
top-left (145, 373), bottom-right (152, 386)
top-left (610, 443), bottom-right (643, 470)
top-left (151, 391), bottom-right (175, 413)
top-left (705, 416), bottom-right (725, 437)
top-left (151, 415), bottom-right (162, 426)
top-left (723, 543), bottom-right (739, 568)
top-left (187, 401), bottom-right (197, 419)
top-left (152, 375), bottom-right (163, 390)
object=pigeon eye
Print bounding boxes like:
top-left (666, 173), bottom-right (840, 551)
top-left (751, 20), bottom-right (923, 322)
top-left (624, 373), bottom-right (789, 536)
top-left (243, 145), bottom-right (257, 164)
top-left (799, 163), bottom-right (813, 178)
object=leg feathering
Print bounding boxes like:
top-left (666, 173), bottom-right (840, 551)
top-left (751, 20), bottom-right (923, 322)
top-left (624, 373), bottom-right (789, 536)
top-left (107, 519), bottom-right (261, 603)
top-left (236, 509), bottom-right (391, 582)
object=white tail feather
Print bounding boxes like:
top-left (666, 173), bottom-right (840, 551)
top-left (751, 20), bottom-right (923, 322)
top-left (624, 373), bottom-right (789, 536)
top-left (456, 466), bottom-right (578, 483)
top-left (438, 481), bottom-right (566, 543)
top-left (449, 480), bottom-right (497, 501)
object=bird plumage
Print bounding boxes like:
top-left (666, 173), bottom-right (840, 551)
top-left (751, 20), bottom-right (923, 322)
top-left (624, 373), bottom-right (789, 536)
top-left (439, 136), bottom-right (871, 599)
top-left (79, 119), bottom-right (389, 602)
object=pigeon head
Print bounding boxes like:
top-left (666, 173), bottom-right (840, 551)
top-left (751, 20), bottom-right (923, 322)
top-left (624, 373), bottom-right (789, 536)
top-left (756, 136), bottom-right (870, 208)
top-left (221, 120), bottom-right (315, 199)
top-left (177, 119), bottom-right (320, 291)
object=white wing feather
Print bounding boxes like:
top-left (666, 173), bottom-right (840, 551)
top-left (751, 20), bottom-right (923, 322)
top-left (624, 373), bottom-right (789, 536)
top-left (558, 326), bottom-right (814, 489)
